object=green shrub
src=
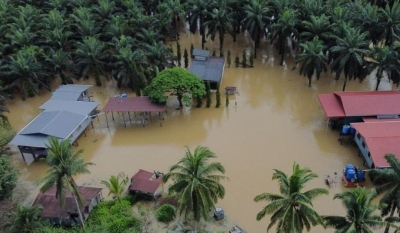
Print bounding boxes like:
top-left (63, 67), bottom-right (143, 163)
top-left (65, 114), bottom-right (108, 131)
top-left (122, 193), bottom-right (137, 205)
top-left (0, 155), bottom-right (18, 200)
top-left (110, 200), bottom-right (131, 215)
top-left (155, 204), bottom-right (175, 222)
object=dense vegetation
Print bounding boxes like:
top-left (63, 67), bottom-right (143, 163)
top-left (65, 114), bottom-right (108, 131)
top-left (0, 155), bottom-right (18, 200)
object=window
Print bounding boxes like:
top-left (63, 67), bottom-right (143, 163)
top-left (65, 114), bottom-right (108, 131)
top-left (356, 133), bottom-right (361, 140)
top-left (362, 141), bottom-right (366, 148)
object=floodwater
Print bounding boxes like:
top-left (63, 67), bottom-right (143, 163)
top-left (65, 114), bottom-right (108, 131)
top-left (4, 24), bottom-right (395, 233)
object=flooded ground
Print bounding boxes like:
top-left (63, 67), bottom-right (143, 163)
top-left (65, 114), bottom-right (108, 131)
top-left (4, 24), bottom-right (394, 233)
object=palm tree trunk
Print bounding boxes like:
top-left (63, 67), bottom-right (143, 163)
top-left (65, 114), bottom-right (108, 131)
top-left (384, 204), bottom-right (396, 233)
top-left (375, 69), bottom-right (382, 91)
top-left (385, 27), bottom-right (391, 46)
top-left (72, 194), bottom-right (85, 228)
top-left (280, 38), bottom-right (285, 66)
top-left (94, 67), bottom-right (102, 86)
top-left (219, 29), bottom-right (224, 52)
top-left (342, 77), bottom-right (348, 91)
top-left (308, 75), bottom-right (312, 87)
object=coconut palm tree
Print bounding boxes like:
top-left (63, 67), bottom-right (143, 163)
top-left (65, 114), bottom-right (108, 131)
top-left (329, 27), bottom-right (369, 91)
top-left (101, 173), bottom-right (129, 202)
top-left (380, 1), bottom-right (400, 46)
top-left (242, 0), bottom-right (270, 58)
top-left (163, 146), bottom-right (227, 227)
top-left (37, 136), bottom-right (94, 228)
top-left (369, 154), bottom-right (400, 233)
top-left (254, 162), bottom-right (328, 233)
top-left (269, 8), bottom-right (299, 66)
top-left (366, 45), bottom-right (400, 91)
top-left (74, 36), bottom-right (110, 86)
top-left (323, 187), bottom-right (395, 233)
top-left (296, 37), bottom-right (328, 87)
top-left (1, 205), bottom-right (44, 233)
top-left (204, 0), bottom-right (235, 51)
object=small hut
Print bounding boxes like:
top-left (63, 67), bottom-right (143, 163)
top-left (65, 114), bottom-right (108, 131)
top-left (129, 169), bottom-right (163, 199)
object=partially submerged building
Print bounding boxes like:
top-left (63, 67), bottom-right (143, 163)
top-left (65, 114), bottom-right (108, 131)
top-left (352, 121), bottom-right (400, 168)
top-left (9, 85), bottom-right (99, 162)
top-left (129, 169), bottom-right (163, 198)
top-left (189, 49), bottom-right (225, 90)
top-left (318, 91), bottom-right (400, 128)
top-left (33, 186), bottom-right (103, 226)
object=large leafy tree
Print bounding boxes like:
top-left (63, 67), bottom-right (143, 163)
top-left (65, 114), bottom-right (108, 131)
top-left (296, 37), bottom-right (328, 87)
top-left (1, 205), bottom-right (44, 233)
top-left (323, 187), bottom-right (395, 233)
top-left (37, 136), bottom-right (94, 228)
top-left (369, 154), bottom-right (400, 233)
top-left (330, 27), bottom-right (369, 91)
top-left (144, 67), bottom-right (206, 107)
top-left (163, 146), bottom-right (227, 226)
top-left (74, 37), bottom-right (110, 86)
top-left (242, 0), bottom-right (270, 58)
top-left (254, 162), bottom-right (328, 233)
top-left (101, 173), bottom-right (129, 202)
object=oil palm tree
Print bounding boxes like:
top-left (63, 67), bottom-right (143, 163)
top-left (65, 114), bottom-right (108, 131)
top-left (323, 187), bottom-right (395, 233)
top-left (296, 37), bottom-right (328, 87)
top-left (204, 0), bottom-right (235, 51)
top-left (159, 0), bottom-right (184, 35)
top-left (186, 0), bottom-right (209, 49)
top-left (0, 46), bottom-right (50, 100)
top-left (380, 1), bottom-right (400, 46)
top-left (0, 88), bottom-right (9, 122)
top-left (46, 49), bottom-right (73, 85)
top-left (145, 42), bottom-right (176, 71)
top-left (366, 45), bottom-right (400, 91)
top-left (135, 28), bottom-right (164, 46)
top-left (269, 9), bottom-right (299, 66)
top-left (300, 14), bottom-right (333, 45)
top-left (242, 0), bottom-right (270, 58)
top-left (101, 173), bottom-right (129, 202)
top-left (1, 205), bottom-right (44, 233)
top-left (37, 136), bottom-right (94, 228)
top-left (254, 162), bottom-right (328, 233)
top-left (369, 154), bottom-right (400, 233)
top-left (74, 37), bottom-right (110, 86)
top-left (163, 146), bottom-right (227, 227)
top-left (350, 3), bottom-right (384, 46)
top-left (330, 27), bottom-right (369, 91)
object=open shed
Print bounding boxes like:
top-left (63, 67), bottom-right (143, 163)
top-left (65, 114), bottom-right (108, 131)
top-left (102, 96), bottom-right (166, 127)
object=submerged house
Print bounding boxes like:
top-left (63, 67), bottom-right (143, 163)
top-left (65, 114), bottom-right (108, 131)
top-left (129, 169), bottom-right (163, 198)
top-left (318, 91), bottom-right (400, 128)
top-left (352, 121), bottom-right (400, 168)
top-left (51, 84), bottom-right (92, 101)
top-left (189, 49), bottom-right (225, 90)
top-left (33, 186), bottom-right (103, 226)
top-left (9, 85), bottom-right (99, 163)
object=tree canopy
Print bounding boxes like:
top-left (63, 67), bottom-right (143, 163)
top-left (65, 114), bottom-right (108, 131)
top-left (144, 68), bottom-right (206, 107)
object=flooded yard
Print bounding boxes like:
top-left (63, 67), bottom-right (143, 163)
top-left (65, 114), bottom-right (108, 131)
top-left (4, 27), bottom-right (393, 233)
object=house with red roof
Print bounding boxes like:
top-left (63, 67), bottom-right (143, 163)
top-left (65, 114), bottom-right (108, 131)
top-left (32, 186), bottom-right (103, 226)
top-left (351, 122), bottom-right (400, 168)
top-left (318, 91), bottom-right (400, 128)
top-left (129, 169), bottom-right (163, 198)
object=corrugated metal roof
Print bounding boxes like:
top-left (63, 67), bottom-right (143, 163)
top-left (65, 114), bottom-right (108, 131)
top-left (40, 100), bottom-right (99, 116)
top-left (33, 186), bottom-right (102, 219)
top-left (102, 97), bottom-right (166, 112)
top-left (352, 122), bottom-right (400, 167)
top-left (55, 84), bottom-right (92, 93)
top-left (129, 169), bottom-right (163, 194)
top-left (10, 134), bottom-right (51, 148)
top-left (318, 91), bottom-right (400, 118)
top-left (19, 111), bottom-right (61, 135)
top-left (193, 49), bottom-right (210, 57)
top-left (189, 57), bottom-right (225, 83)
top-left (50, 92), bottom-right (82, 101)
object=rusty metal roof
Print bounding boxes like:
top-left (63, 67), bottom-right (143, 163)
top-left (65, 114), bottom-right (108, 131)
top-left (102, 97), bottom-right (166, 112)
top-left (129, 169), bottom-right (163, 195)
top-left (352, 122), bottom-right (400, 168)
top-left (32, 186), bottom-right (102, 219)
top-left (318, 91), bottom-right (400, 118)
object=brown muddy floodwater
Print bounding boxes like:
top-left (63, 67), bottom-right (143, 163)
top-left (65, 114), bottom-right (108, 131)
top-left (5, 24), bottom-right (395, 233)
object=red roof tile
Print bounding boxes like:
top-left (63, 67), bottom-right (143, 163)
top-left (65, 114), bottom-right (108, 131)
top-left (129, 169), bottom-right (163, 195)
top-left (32, 186), bottom-right (102, 219)
top-left (318, 91), bottom-right (400, 118)
top-left (352, 122), bottom-right (400, 167)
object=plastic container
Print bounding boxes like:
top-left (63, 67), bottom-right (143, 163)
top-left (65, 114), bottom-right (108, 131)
top-left (346, 169), bottom-right (356, 181)
top-left (357, 170), bottom-right (365, 180)
top-left (345, 164), bottom-right (354, 174)
top-left (121, 93), bottom-right (128, 98)
top-left (342, 125), bottom-right (350, 134)
top-left (349, 126), bottom-right (356, 135)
